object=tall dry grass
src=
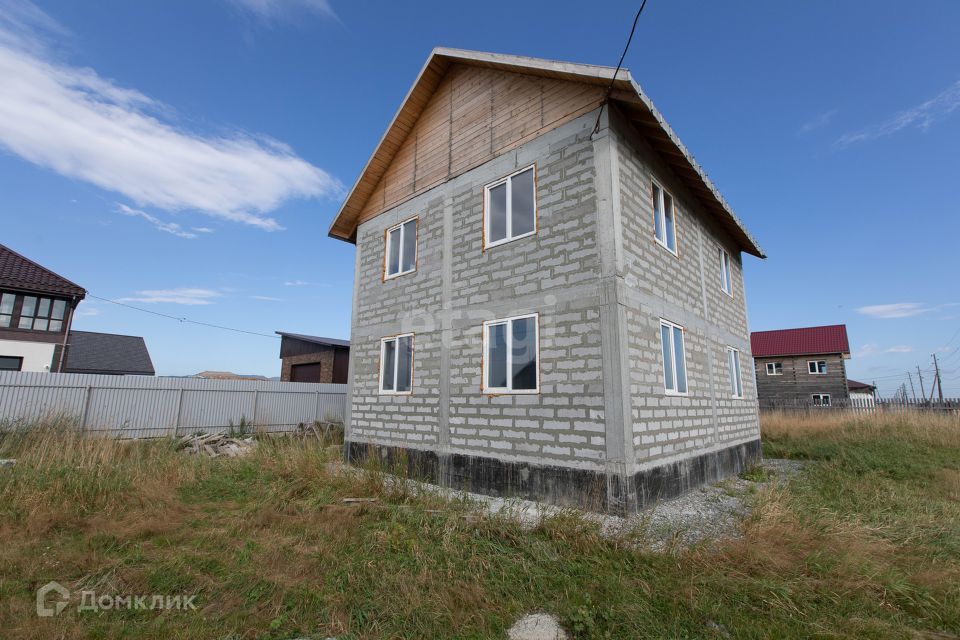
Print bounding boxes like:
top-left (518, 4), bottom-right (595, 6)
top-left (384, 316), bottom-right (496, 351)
top-left (762, 408), bottom-right (960, 447)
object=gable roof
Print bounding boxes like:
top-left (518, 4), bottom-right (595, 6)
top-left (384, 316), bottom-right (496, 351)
top-left (0, 244), bottom-right (86, 298)
top-left (750, 325), bottom-right (850, 358)
top-left (328, 47), bottom-right (764, 258)
top-left (276, 331), bottom-right (350, 348)
top-left (63, 331), bottom-right (154, 375)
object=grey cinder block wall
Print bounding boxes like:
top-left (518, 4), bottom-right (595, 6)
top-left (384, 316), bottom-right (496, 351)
top-left (342, 103), bottom-right (761, 514)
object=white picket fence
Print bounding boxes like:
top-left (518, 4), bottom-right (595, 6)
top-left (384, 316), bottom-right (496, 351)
top-left (0, 371), bottom-right (347, 438)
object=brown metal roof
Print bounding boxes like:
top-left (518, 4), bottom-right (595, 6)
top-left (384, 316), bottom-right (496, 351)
top-left (0, 243), bottom-right (86, 298)
top-left (328, 47), bottom-right (765, 258)
top-left (751, 325), bottom-right (850, 358)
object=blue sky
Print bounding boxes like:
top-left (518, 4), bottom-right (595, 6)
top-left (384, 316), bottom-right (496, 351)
top-left (1, 0), bottom-right (958, 394)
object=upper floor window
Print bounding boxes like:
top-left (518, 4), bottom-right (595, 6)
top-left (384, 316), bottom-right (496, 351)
top-left (808, 360), bottom-right (827, 375)
top-left (652, 181), bottom-right (677, 254)
top-left (379, 333), bottom-right (414, 394)
top-left (385, 217), bottom-right (418, 279)
top-left (660, 319), bottom-right (688, 395)
top-left (727, 347), bottom-right (743, 398)
top-left (719, 248), bottom-right (733, 296)
top-left (483, 313), bottom-right (539, 394)
top-left (18, 296), bottom-right (66, 332)
top-left (766, 362), bottom-right (783, 376)
top-left (484, 165), bottom-right (536, 249)
top-left (0, 293), bottom-right (14, 328)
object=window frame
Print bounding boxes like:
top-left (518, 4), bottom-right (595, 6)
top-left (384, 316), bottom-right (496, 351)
top-left (13, 294), bottom-right (67, 332)
top-left (383, 216), bottom-right (419, 280)
top-left (727, 346), bottom-right (744, 398)
top-left (0, 292), bottom-right (15, 328)
top-left (378, 333), bottom-right (415, 395)
top-left (482, 164), bottom-right (538, 250)
top-left (659, 318), bottom-right (689, 396)
top-left (765, 362), bottom-right (783, 376)
top-left (812, 393), bottom-right (831, 407)
top-left (481, 312), bottom-right (540, 395)
top-left (651, 180), bottom-right (678, 255)
top-left (808, 360), bottom-right (828, 375)
top-left (719, 247), bottom-right (733, 296)
top-left (0, 355), bottom-right (23, 371)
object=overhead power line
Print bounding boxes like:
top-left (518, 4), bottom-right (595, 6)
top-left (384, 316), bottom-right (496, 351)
top-left (87, 294), bottom-right (279, 340)
top-left (592, 0), bottom-right (649, 136)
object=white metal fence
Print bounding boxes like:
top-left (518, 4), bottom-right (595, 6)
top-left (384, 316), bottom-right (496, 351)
top-left (0, 371), bottom-right (347, 438)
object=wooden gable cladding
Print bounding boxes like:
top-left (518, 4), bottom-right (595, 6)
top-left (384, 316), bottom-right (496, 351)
top-left (357, 63), bottom-right (605, 225)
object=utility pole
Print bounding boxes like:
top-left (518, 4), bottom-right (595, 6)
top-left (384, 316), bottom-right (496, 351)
top-left (907, 372), bottom-right (917, 401)
top-left (917, 366), bottom-right (927, 403)
top-left (933, 353), bottom-right (944, 404)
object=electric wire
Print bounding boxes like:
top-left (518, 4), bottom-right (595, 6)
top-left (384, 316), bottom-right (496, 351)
top-left (592, 0), bottom-right (649, 136)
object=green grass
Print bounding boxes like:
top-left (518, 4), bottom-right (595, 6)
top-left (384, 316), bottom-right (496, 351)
top-left (0, 414), bottom-right (958, 639)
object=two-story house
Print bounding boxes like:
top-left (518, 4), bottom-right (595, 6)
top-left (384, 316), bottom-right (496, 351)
top-left (328, 49), bottom-right (766, 514)
top-left (751, 324), bottom-right (851, 407)
top-left (0, 244), bottom-right (86, 372)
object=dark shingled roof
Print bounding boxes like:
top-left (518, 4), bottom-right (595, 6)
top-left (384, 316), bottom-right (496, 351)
top-left (847, 379), bottom-right (876, 391)
top-left (750, 325), bottom-right (850, 358)
top-left (63, 331), bottom-right (155, 376)
top-left (0, 244), bottom-right (86, 298)
top-left (275, 332), bottom-right (350, 348)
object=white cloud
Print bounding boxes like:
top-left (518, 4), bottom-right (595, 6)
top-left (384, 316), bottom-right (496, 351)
top-left (853, 343), bottom-right (878, 358)
top-left (857, 303), bottom-right (933, 319)
top-left (192, 227), bottom-right (214, 234)
top-left (251, 295), bottom-right (283, 301)
top-left (885, 345), bottom-right (913, 354)
top-left (283, 279), bottom-right (311, 286)
top-left (0, 1), bottom-right (342, 230)
top-left (74, 306), bottom-right (100, 317)
top-left (118, 288), bottom-right (222, 305)
top-left (225, 0), bottom-right (337, 24)
top-left (118, 203), bottom-right (199, 239)
top-left (837, 79), bottom-right (960, 148)
top-left (799, 109), bottom-right (836, 134)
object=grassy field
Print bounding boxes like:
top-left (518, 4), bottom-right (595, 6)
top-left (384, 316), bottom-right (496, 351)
top-left (0, 413), bottom-right (958, 639)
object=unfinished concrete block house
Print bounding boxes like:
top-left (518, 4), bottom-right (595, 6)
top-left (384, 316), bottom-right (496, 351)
top-left (328, 48), bottom-right (766, 514)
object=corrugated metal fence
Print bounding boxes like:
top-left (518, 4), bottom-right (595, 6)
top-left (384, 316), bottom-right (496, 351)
top-left (0, 371), bottom-right (347, 438)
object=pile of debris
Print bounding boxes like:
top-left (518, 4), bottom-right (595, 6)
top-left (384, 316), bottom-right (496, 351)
top-left (177, 432), bottom-right (255, 458)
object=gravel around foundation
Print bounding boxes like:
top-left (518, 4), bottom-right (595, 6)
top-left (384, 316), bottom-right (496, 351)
top-left (333, 458), bottom-right (804, 550)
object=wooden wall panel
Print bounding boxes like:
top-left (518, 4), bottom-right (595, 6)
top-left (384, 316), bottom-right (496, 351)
top-left (357, 64), bottom-right (604, 224)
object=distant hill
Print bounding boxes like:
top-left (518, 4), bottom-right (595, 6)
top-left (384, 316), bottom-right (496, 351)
top-left (194, 370), bottom-right (270, 381)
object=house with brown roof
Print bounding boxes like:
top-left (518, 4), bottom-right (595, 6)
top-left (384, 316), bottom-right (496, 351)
top-left (0, 243), bottom-right (86, 372)
top-left (330, 48), bottom-right (765, 513)
top-left (1, 244), bottom-right (154, 375)
top-left (276, 332), bottom-right (350, 383)
top-left (750, 324), bottom-right (851, 407)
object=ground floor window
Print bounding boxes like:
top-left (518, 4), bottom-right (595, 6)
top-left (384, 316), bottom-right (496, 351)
top-left (379, 334), bottom-right (414, 394)
top-left (482, 313), bottom-right (539, 394)
top-left (660, 319), bottom-right (688, 395)
top-left (727, 347), bottom-right (743, 398)
top-left (0, 356), bottom-right (23, 371)
top-left (812, 393), bottom-right (831, 407)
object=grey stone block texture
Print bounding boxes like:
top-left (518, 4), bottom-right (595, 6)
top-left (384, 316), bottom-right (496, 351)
top-left (345, 106), bottom-right (761, 512)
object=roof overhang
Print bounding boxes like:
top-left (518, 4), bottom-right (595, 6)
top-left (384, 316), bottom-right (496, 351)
top-left (328, 47), bottom-right (765, 258)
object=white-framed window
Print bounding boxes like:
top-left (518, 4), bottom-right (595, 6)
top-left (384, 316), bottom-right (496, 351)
top-left (659, 319), bottom-right (688, 395)
top-left (379, 333), bottom-right (414, 394)
top-left (482, 313), bottom-right (539, 394)
top-left (652, 181), bottom-right (677, 254)
top-left (727, 347), bottom-right (743, 398)
top-left (719, 248), bottom-right (733, 296)
top-left (766, 362), bottom-right (783, 376)
top-left (384, 217), bottom-right (418, 279)
top-left (484, 165), bottom-right (537, 249)
top-left (808, 360), bottom-right (827, 375)
top-left (812, 393), bottom-right (831, 407)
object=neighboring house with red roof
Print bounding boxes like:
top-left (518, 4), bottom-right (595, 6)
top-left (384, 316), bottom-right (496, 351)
top-left (750, 324), bottom-right (851, 406)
